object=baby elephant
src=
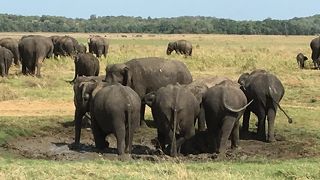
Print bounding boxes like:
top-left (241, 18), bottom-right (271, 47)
top-left (166, 40), bottom-right (192, 56)
top-left (296, 53), bottom-right (308, 69)
top-left (70, 53), bottom-right (100, 83)
top-left (144, 84), bottom-right (199, 157)
top-left (0, 46), bottom-right (13, 77)
top-left (90, 83), bottom-right (141, 156)
top-left (202, 80), bottom-right (252, 156)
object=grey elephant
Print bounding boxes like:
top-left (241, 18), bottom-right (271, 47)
top-left (88, 35), bottom-right (109, 58)
top-left (166, 40), bottom-right (192, 56)
top-left (144, 84), bottom-right (199, 157)
top-left (70, 53), bottom-right (100, 83)
top-left (52, 36), bottom-right (79, 57)
top-left (18, 35), bottom-right (53, 77)
top-left (310, 37), bottom-right (320, 69)
top-left (73, 75), bottom-right (105, 147)
top-left (0, 38), bottom-right (20, 66)
top-left (238, 69), bottom-right (293, 142)
top-left (90, 83), bottom-right (141, 155)
top-left (202, 80), bottom-right (251, 156)
top-left (105, 57), bottom-right (193, 127)
top-left (76, 43), bottom-right (87, 54)
top-left (296, 53), bottom-right (308, 69)
top-left (0, 47), bottom-right (13, 77)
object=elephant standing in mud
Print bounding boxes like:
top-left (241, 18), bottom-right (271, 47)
top-left (105, 57), bottom-right (193, 127)
top-left (0, 38), bottom-right (20, 66)
top-left (296, 53), bottom-right (308, 69)
top-left (70, 53), bottom-right (100, 83)
top-left (88, 35), bottom-right (109, 58)
top-left (144, 84), bottom-right (199, 157)
top-left (19, 35), bottom-right (53, 77)
top-left (89, 83), bottom-right (141, 155)
top-left (310, 37), bottom-right (320, 69)
top-left (166, 40), bottom-right (192, 56)
top-left (238, 69), bottom-right (293, 142)
top-left (202, 80), bottom-right (251, 155)
top-left (0, 46), bottom-right (14, 77)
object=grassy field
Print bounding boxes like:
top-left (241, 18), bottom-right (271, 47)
top-left (0, 33), bottom-right (320, 179)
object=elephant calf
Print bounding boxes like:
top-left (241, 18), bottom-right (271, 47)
top-left (202, 80), bottom-right (251, 156)
top-left (0, 46), bottom-right (13, 77)
top-left (90, 83), bottom-right (141, 155)
top-left (296, 53), bottom-right (308, 69)
top-left (144, 84), bottom-right (199, 157)
top-left (167, 40), bottom-right (192, 56)
top-left (70, 53), bottom-right (100, 83)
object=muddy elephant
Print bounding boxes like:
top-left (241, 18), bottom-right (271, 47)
top-left (72, 76), bottom-right (106, 146)
top-left (0, 46), bottom-right (13, 77)
top-left (52, 36), bottom-right (79, 57)
top-left (238, 69), bottom-right (293, 142)
top-left (18, 35), bottom-right (53, 77)
top-left (166, 40), bottom-right (192, 56)
top-left (90, 83), bottom-right (141, 155)
top-left (0, 38), bottom-right (20, 66)
top-left (88, 35), bottom-right (109, 58)
top-left (310, 37), bottom-right (320, 69)
top-left (105, 57), bottom-right (193, 127)
top-left (144, 84), bottom-right (199, 157)
top-left (202, 80), bottom-right (251, 155)
top-left (70, 53), bottom-right (100, 83)
top-left (296, 53), bottom-right (308, 69)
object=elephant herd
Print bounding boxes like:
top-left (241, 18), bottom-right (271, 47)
top-left (72, 56), bottom-right (292, 158)
top-left (297, 36), bottom-right (320, 69)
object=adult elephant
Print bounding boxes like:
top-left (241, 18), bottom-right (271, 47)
top-left (166, 40), bottom-right (192, 56)
top-left (18, 35), bottom-right (53, 77)
top-left (296, 53), bottom-right (308, 69)
top-left (0, 38), bottom-right (20, 66)
top-left (70, 53), bottom-right (100, 83)
top-left (0, 46), bottom-right (13, 77)
top-left (238, 69), bottom-right (293, 142)
top-left (88, 35), bottom-right (109, 58)
top-left (90, 83), bottom-right (141, 155)
top-left (105, 57), bottom-right (193, 126)
top-left (52, 36), bottom-right (79, 57)
top-left (202, 80), bottom-right (251, 156)
top-left (310, 37), bottom-right (320, 69)
top-left (144, 84), bottom-right (199, 157)
top-left (76, 43), bottom-right (87, 54)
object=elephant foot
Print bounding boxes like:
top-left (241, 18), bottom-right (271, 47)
top-left (267, 136), bottom-right (276, 143)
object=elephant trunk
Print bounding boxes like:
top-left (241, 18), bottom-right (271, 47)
top-left (70, 60), bottom-right (78, 83)
top-left (268, 87), bottom-right (293, 124)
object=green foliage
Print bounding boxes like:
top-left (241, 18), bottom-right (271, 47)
top-left (1, 13), bottom-right (320, 35)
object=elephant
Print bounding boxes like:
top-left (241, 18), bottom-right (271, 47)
top-left (0, 38), bottom-right (20, 66)
top-left (144, 84), bottom-right (199, 157)
top-left (105, 57), bottom-right (193, 127)
top-left (238, 69), bottom-right (293, 142)
top-left (72, 75), bottom-right (105, 147)
top-left (90, 83), bottom-right (141, 155)
top-left (202, 80), bottom-right (252, 155)
top-left (76, 43), bottom-right (87, 54)
top-left (18, 35), bottom-right (53, 77)
top-left (88, 35), bottom-right (109, 58)
top-left (296, 53), bottom-right (308, 69)
top-left (52, 36), bottom-right (79, 57)
top-left (70, 53), bottom-right (100, 83)
top-left (310, 37), bottom-right (320, 69)
top-left (0, 46), bottom-right (13, 77)
top-left (166, 40), bottom-right (192, 56)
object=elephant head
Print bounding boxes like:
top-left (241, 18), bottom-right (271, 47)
top-left (166, 42), bottom-right (176, 55)
top-left (105, 64), bottom-right (132, 86)
top-left (237, 73), bottom-right (250, 88)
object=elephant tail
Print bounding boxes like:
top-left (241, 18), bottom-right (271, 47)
top-left (69, 59), bottom-right (78, 84)
top-left (268, 87), bottom-right (293, 124)
top-left (125, 101), bottom-right (133, 153)
top-left (223, 93), bottom-right (253, 113)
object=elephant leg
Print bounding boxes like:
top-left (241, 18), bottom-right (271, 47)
top-left (157, 130), bottom-right (166, 151)
top-left (91, 119), bottom-right (107, 150)
top-left (36, 59), bottom-right (42, 77)
top-left (140, 103), bottom-right (147, 127)
top-left (241, 109), bottom-right (250, 137)
top-left (0, 64), bottom-right (5, 77)
top-left (256, 109), bottom-right (267, 141)
top-left (176, 128), bottom-right (195, 155)
top-left (74, 109), bottom-right (84, 146)
top-left (114, 124), bottom-right (126, 156)
top-left (22, 63), bottom-right (27, 75)
top-left (197, 107), bottom-right (206, 131)
top-left (231, 120), bottom-right (240, 149)
top-left (218, 116), bottom-right (236, 154)
top-left (267, 107), bottom-right (277, 142)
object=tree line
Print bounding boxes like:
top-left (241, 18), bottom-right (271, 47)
top-left (1, 13), bottom-right (320, 35)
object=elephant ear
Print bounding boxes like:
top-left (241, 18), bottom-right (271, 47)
top-left (122, 66), bottom-right (132, 86)
top-left (143, 92), bottom-right (156, 107)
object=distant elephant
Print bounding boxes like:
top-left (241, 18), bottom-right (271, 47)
top-left (144, 84), bottom-right (199, 157)
top-left (88, 35), bottom-right (109, 58)
top-left (52, 36), bottom-right (79, 57)
top-left (202, 80), bottom-right (251, 155)
top-left (238, 69), bottom-right (293, 142)
top-left (166, 40), bottom-right (192, 56)
top-left (70, 53), bottom-right (100, 83)
top-left (0, 46), bottom-right (13, 77)
top-left (296, 53), bottom-right (308, 69)
top-left (90, 83), bottom-right (141, 155)
top-left (73, 75), bottom-right (106, 147)
top-left (76, 43), bottom-right (87, 54)
top-left (0, 38), bottom-right (20, 66)
top-left (310, 37), bottom-right (320, 69)
top-left (18, 35), bottom-right (53, 77)
top-left (105, 57), bottom-right (193, 127)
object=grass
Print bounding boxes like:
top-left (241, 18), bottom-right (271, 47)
top-left (0, 33), bottom-right (320, 179)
